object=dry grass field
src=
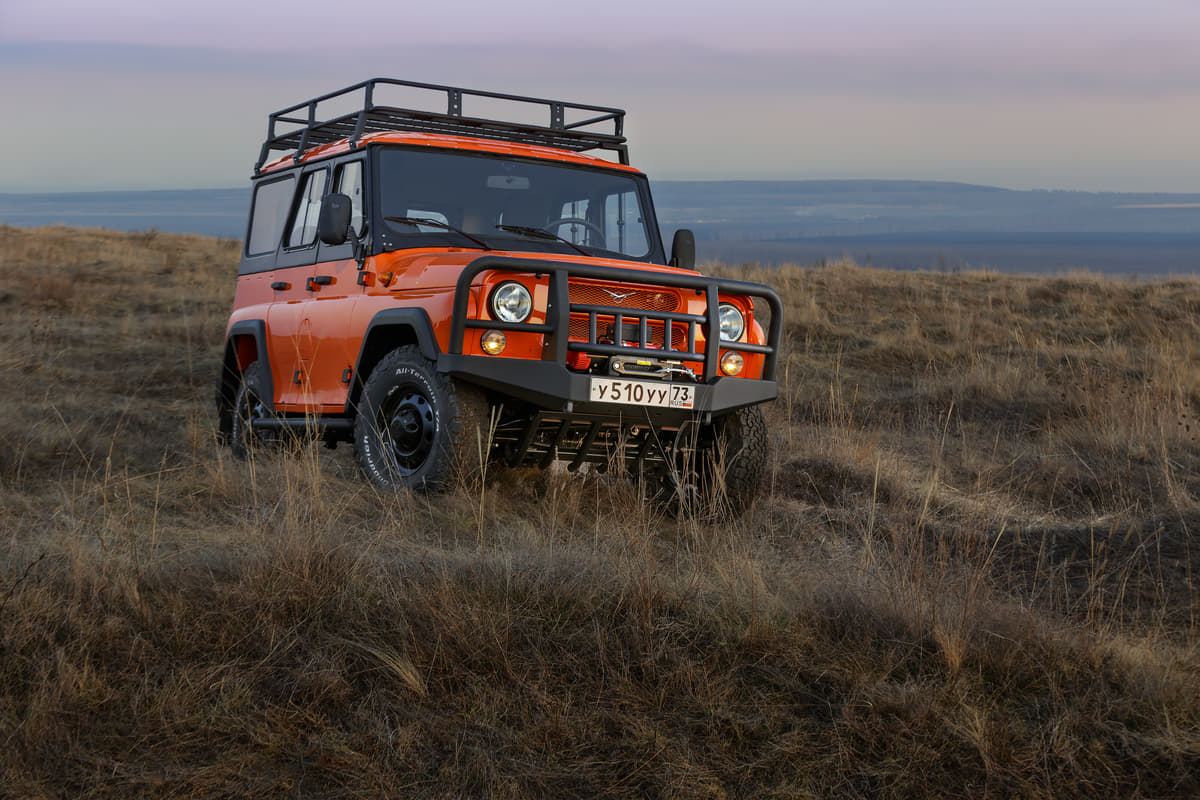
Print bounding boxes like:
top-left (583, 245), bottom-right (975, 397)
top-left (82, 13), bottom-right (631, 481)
top-left (1, 224), bottom-right (1198, 798)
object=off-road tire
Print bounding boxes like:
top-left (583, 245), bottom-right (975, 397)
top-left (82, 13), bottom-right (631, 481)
top-left (354, 345), bottom-right (490, 492)
top-left (230, 361), bottom-right (281, 460)
top-left (660, 405), bottom-right (768, 518)
top-left (705, 405), bottom-right (768, 516)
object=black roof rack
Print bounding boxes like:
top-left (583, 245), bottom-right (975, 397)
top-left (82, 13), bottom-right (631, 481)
top-left (255, 78), bottom-right (628, 174)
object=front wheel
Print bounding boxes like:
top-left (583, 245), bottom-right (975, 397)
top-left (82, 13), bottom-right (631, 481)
top-left (353, 346), bottom-right (489, 492)
top-left (706, 405), bottom-right (769, 516)
top-left (661, 405), bottom-right (769, 518)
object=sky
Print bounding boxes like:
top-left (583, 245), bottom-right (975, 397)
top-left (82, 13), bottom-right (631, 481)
top-left (1, 0), bottom-right (1198, 193)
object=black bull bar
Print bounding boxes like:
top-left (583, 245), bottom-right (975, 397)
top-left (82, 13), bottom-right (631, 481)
top-left (438, 255), bottom-right (783, 415)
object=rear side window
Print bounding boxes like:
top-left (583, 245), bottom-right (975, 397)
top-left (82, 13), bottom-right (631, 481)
top-left (246, 176), bottom-right (295, 256)
top-left (286, 170), bottom-right (328, 248)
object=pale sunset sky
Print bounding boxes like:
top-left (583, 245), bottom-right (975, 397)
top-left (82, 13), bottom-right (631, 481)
top-left (1, 0), bottom-right (1197, 192)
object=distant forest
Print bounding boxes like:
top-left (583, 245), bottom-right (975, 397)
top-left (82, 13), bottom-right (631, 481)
top-left (3, 181), bottom-right (1199, 276)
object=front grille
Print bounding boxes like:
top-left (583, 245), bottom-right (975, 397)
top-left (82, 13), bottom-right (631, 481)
top-left (568, 282), bottom-right (680, 312)
top-left (567, 280), bottom-right (689, 353)
top-left (568, 317), bottom-right (688, 350)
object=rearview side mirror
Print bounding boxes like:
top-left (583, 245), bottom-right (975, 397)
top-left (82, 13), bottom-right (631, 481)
top-left (317, 193), bottom-right (353, 245)
top-left (669, 229), bottom-right (695, 270)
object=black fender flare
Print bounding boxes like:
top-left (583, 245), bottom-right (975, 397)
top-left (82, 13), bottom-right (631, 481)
top-left (217, 320), bottom-right (273, 443)
top-left (346, 308), bottom-right (441, 413)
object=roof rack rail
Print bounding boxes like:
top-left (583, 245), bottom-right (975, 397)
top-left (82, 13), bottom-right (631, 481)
top-left (255, 78), bottom-right (628, 174)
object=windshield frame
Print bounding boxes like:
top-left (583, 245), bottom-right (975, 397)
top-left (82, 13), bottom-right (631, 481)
top-left (369, 144), bottom-right (667, 264)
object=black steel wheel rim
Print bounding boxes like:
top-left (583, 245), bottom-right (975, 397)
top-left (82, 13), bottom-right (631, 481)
top-left (238, 389), bottom-right (268, 445)
top-left (381, 388), bottom-right (435, 474)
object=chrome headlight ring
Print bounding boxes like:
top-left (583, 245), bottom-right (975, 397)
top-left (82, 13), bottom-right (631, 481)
top-left (718, 302), bottom-right (745, 342)
top-left (490, 281), bottom-right (532, 323)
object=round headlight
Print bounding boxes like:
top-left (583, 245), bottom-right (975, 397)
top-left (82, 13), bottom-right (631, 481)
top-left (490, 281), bottom-right (532, 323)
top-left (718, 303), bottom-right (745, 341)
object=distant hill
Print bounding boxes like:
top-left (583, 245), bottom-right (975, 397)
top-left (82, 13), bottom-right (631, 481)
top-left (654, 180), bottom-right (1200, 237)
top-left (3, 181), bottom-right (1199, 275)
top-left (0, 188), bottom-right (248, 239)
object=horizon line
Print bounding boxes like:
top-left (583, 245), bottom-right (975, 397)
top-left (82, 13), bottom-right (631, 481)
top-left (4, 179), bottom-right (1200, 197)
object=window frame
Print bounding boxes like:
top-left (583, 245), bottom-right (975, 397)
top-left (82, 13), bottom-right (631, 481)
top-left (243, 173), bottom-right (297, 260)
top-left (369, 145), bottom-right (667, 263)
top-left (333, 159), bottom-right (366, 238)
top-left (284, 167), bottom-right (330, 251)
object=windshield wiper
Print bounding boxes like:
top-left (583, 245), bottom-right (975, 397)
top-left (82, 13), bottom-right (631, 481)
top-left (495, 224), bottom-right (588, 256)
top-left (385, 216), bottom-right (492, 251)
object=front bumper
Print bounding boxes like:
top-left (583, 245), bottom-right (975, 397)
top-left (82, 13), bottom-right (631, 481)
top-left (439, 353), bottom-right (776, 419)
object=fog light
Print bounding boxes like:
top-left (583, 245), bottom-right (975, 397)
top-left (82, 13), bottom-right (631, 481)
top-left (720, 350), bottom-right (744, 376)
top-left (480, 329), bottom-right (507, 355)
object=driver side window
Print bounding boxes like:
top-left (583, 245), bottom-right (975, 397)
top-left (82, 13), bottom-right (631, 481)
top-left (334, 161), bottom-right (364, 236)
top-left (285, 169), bottom-right (327, 248)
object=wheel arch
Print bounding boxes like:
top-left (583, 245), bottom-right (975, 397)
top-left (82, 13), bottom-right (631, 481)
top-left (216, 319), bottom-right (272, 444)
top-left (347, 308), bottom-right (441, 415)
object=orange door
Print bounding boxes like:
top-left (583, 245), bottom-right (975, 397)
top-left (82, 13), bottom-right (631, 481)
top-left (265, 264), bottom-right (314, 410)
top-left (298, 258), bottom-right (361, 412)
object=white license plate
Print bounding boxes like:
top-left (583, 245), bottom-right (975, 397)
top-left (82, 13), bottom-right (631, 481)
top-left (589, 377), bottom-right (694, 409)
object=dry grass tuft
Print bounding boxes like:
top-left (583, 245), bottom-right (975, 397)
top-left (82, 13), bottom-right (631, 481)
top-left (2, 227), bottom-right (1198, 797)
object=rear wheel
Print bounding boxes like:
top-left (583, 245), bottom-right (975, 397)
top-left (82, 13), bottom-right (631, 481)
top-left (354, 345), bottom-right (489, 491)
top-left (230, 361), bottom-right (280, 460)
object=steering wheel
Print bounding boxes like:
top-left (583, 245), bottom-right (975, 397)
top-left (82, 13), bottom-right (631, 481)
top-left (543, 217), bottom-right (605, 245)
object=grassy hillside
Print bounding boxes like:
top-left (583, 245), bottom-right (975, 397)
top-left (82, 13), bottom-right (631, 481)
top-left (1, 225), bottom-right (1198, 798)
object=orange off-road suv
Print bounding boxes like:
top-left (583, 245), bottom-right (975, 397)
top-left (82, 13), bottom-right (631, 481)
top-left (217, 79), bottom-right (782, 512)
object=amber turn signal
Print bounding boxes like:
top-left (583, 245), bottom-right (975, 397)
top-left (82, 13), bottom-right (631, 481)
top-left (720, 350), bottom-right (744, 376)
top-left (481, 329), bottom-right (507, 355)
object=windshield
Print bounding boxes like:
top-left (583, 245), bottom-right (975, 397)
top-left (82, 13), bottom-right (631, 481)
top-left (375, 147), bottom-right (662, 261)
